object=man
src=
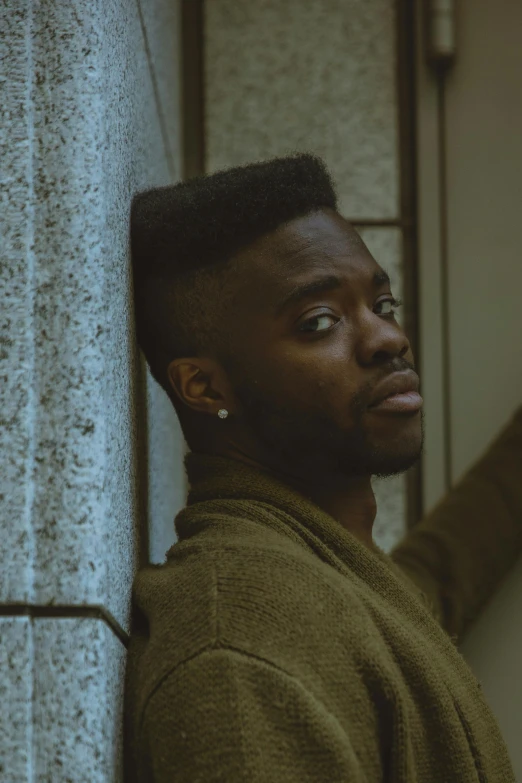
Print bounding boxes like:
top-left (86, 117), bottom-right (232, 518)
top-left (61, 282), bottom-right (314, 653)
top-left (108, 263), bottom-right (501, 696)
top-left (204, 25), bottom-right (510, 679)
top-left (124, 153), bottom-right (522, 781)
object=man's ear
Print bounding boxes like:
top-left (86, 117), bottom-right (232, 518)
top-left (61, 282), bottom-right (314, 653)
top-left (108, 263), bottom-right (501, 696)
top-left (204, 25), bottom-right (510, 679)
top-left (167, 357), bottom-right (232, 417)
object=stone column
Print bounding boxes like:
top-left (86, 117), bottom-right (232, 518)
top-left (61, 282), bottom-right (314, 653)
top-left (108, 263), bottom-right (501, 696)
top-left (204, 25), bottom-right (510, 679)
top-left (0, 0), bottom-right (183, 779)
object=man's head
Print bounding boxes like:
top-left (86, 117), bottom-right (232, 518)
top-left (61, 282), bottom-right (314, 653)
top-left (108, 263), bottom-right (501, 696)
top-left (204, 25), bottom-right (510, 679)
top-left (131, 153), bottom-right (423, 483)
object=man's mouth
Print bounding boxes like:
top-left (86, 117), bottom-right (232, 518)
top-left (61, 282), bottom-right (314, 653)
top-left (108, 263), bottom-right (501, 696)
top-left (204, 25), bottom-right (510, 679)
top-left (367, 390), bottom-right (423, 414)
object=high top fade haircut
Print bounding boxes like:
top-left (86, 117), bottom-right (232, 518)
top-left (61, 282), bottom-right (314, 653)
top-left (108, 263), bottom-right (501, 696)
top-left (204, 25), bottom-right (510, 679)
top-left (131, 152), bottom-right (338, 417)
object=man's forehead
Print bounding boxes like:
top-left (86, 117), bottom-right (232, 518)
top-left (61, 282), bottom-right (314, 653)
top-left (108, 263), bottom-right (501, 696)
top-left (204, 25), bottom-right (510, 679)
top-left (235, 211), bottom-right (368, 280)
top-left (231, 215), bottom-right (387, 317)
top-left (262, 210), bottom-right (365, 264)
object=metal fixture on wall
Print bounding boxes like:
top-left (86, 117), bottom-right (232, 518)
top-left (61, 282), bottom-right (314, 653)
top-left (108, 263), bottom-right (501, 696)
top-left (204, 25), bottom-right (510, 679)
top-left (425, 0), bottom-right (456, 67)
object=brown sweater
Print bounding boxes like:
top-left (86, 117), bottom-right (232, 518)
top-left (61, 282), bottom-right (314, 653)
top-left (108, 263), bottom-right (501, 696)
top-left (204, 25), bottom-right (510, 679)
top-left (124, 406), bottom-right (522, 782)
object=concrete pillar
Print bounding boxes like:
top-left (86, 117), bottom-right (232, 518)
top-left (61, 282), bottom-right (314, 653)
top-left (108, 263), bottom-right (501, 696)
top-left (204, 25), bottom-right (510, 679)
top-left (0, 0), bottom-right (183, 779)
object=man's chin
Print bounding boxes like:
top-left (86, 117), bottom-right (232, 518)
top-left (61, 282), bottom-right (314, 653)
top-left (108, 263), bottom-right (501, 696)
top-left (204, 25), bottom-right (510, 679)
top-left (320, 442), bottom-right (421, 479)
top-left (366, 412), bottom-right (424, 478)
top-left (370, 449), bottom-right (422, 479)
top-left (335, 433), bottom-right (423, 479)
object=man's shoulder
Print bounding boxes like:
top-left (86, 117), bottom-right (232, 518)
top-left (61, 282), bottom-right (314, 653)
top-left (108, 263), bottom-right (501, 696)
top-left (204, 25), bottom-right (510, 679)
top-left (126, 522), bottom-right (369, 720)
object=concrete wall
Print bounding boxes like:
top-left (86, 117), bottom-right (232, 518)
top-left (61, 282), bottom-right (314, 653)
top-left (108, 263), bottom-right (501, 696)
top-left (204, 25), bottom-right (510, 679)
top-left (0, 0), bottom-right (183, 779)
top-left (204, 0), bottom-right (409, 551)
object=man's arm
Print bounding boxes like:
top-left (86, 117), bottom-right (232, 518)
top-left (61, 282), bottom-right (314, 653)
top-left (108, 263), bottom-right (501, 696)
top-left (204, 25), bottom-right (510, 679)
top-left (134, 647), bottom-right (382, 782)
top-left (391, 406), bottom-right (522, 643)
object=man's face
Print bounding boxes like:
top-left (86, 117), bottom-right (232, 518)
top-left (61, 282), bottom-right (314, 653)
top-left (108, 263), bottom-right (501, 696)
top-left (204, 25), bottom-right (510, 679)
top-left (220, 208), bottom-right (424, 479)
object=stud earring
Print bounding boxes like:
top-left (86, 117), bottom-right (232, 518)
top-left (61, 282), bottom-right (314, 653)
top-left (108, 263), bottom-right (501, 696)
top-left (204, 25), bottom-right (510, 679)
top-left (217, 408), bottom-right (229, 419)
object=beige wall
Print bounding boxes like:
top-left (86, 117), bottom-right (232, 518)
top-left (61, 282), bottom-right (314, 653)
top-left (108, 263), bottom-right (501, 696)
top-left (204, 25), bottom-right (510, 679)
top-left (444, 0), bottom-right (522, 479)
top-left (416, 0), bottom-right (522, 776)
top-left (204, 0), bottom-right (410, 552)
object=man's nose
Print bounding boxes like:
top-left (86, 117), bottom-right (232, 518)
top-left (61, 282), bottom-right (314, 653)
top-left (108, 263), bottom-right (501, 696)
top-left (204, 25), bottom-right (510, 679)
top-left (356, 314), bottom-right (411, 365)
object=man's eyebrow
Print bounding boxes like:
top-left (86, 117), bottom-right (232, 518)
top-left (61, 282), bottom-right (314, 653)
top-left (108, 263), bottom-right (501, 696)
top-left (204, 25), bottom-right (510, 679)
top-left (274, 269), bottom-right (391, 315)
top-left (373, 269), bottom-right (391, 288)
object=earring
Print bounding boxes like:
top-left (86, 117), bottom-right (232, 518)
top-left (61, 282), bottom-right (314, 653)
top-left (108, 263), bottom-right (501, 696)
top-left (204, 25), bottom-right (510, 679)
top-left (217, 408), bottom-right (229, 419)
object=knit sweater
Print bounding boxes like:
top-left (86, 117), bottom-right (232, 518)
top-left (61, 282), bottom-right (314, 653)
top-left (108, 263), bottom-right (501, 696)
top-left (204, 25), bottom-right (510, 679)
top-left (124, 405), bottom-right (522, 782)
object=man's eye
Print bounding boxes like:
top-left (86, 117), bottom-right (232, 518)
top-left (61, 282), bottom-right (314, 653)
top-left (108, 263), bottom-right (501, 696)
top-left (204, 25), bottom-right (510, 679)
top-left (375, 297), bottom-right (403, 316)
top-left (298, 298), bottom-right (403, 333)
top-left (298, 313), bottom-right (339, 333)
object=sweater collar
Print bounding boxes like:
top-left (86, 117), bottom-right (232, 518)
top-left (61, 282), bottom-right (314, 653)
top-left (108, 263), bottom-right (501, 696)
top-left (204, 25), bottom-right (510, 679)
top-left (177, 449), bottom-right (391, 567)
top-left (174, 449), bottom-right (447, 644)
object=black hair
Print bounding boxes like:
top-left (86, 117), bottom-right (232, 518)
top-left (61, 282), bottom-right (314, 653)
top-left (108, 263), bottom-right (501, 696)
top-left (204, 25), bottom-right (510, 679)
top-left (130, 152), bottom-right (338, 416)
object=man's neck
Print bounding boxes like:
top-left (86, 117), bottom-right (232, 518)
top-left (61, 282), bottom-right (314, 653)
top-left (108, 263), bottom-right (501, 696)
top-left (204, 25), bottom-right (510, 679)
top-left (218, 445), bottom-right (378, 550)
top-left (283, 470), bottom-right (377, 550)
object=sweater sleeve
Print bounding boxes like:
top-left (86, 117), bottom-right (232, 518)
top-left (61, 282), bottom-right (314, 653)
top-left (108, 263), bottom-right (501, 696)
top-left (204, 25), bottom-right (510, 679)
top-left (136, 647), bottom-right (376, 783)
top-left (390, 405), bottom-right (522, 643)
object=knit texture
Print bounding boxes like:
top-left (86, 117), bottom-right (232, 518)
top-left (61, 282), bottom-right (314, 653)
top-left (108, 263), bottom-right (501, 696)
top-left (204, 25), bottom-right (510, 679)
top-left (124, 406), bottom-right (522, 782)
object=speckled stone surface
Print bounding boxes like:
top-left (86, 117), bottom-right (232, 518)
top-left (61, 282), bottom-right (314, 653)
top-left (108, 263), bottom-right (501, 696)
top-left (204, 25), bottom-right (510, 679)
top-left (358, 228), bottom-right (408, 552)
top-left (0, 617), bottom-right (126, 782)
top-left (32, 619), bottom-right (126, 782)
top-left (1, 0), bottom-right (182, 629)
top-left (2, 0), bottom-right (183, 777)
top-left (1, 0), bottom-right (36, 607)
top-left (205, 0), bottom-right (399, 219)
top-left (0, 618), bottom-right (33, 782)
top-left (137, 0), bottom-right (182, 172)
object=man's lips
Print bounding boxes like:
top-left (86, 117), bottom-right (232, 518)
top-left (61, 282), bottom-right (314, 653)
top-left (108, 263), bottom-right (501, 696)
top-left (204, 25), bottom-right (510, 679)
top-left (368, 390), bottom-right (423, 413)
top-left (367, 371), bottom-right (423, 414)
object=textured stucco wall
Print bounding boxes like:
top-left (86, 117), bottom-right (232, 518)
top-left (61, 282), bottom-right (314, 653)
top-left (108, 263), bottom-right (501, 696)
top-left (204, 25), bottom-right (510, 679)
top-left (204, 0), bottom-right (407, 551)
top-left (0, 0), bottom-right (183, 779)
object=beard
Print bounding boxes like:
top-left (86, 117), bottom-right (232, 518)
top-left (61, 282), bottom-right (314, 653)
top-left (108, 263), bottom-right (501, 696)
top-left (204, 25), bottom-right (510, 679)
top-left (231, 371), bottom-right (424, 481)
